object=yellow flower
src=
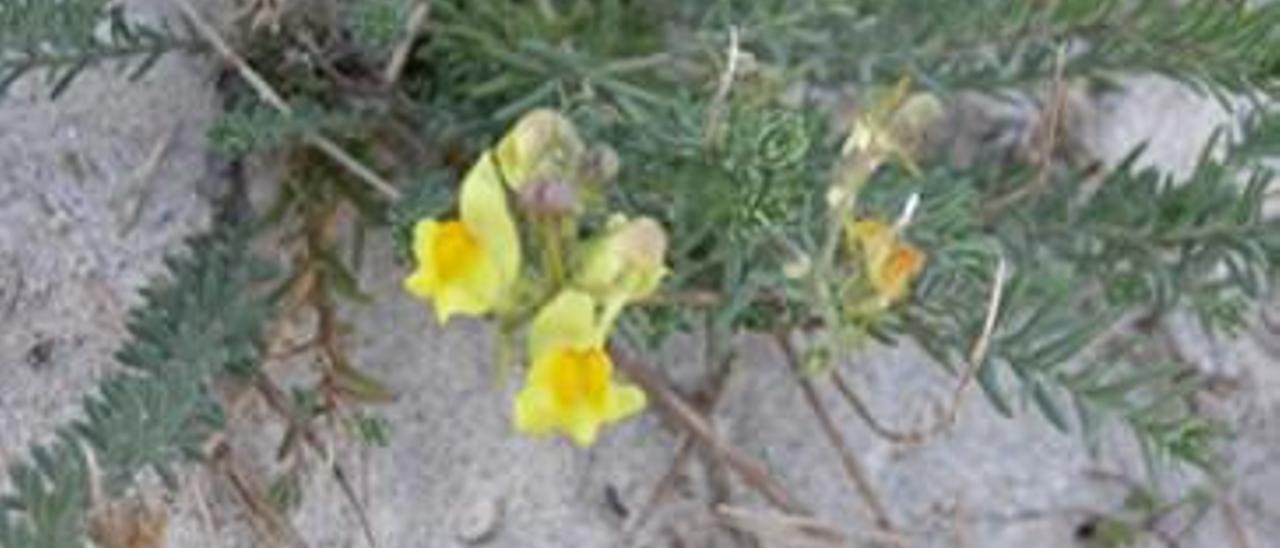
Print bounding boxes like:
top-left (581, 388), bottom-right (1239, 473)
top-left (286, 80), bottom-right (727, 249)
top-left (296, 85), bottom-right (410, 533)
top-left (847, 219), bottom-right (926, 306)
top-left (513, 290), bottom-right (647, 446)
top-left (405, 152), bottom-right (521, 324)
top-left (494, 109), bottom-right (584, 190)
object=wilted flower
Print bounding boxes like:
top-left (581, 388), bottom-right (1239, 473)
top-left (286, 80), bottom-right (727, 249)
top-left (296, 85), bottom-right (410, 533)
top-left (513, 290), bottom-right (647, 446)
top-left (841, 84), bottom-right (944, 178)
top-left (494, 109), bottom-right (585, 190)
top-left (404, 153), bottom-right (521, 324)
top-left (846, 219), bottom-right (926, 307)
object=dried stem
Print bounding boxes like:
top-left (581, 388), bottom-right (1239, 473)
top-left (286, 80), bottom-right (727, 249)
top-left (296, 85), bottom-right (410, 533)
top-left (774, 332), bottom-right (899, 537)
top-left (703, 25), bottom-right (741, 149)
top-left (609, 346), bottom-right (807, 515)
top-left (168, 0), bottom-right (402, 201)
top-left (829, 370), bottom-right (926, 445)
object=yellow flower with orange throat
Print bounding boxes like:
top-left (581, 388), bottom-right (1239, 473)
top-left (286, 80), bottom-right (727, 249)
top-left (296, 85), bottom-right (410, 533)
top-left (513, 290), bottom-right (647, 446)
top-left (846, 218), bottom-right (926, 308)
top-left (404, 153), bottom-right (521, 324)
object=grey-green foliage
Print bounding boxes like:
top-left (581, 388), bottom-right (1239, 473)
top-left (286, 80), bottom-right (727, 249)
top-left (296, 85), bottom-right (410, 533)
top-left (707, 0), bottom-right (1280, 95)
top-left (409, 0), bottom-right (1280, 139)
top-left (349, 0), bottom-right (413, 51)
top-left (870, 110), bottom-right (1280, 472)
top-left (0, 228), bottom-right (276, 548)
top-left (208, 101), bottom-right (372, 157)
top-left (463, 0), bottom-right (1278, 476)
top-left (0, 0), bottom-right (193, 98)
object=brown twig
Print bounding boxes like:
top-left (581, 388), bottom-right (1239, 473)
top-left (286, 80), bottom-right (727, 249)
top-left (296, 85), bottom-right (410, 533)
top-left (1221, 497), bottom-right (1254, 548)
top-left (169, 0), bottom-right (402, 201)
top-left (609, 346), bottom-right (807, 515)
top-left (383, 1), bottom-right (432, 86)
top-left (828, 370), bottom-right (926, 445)
top-left (774, 332), bottom-right (899, 537)
top-left (622, 358), bottom-right (735, 542)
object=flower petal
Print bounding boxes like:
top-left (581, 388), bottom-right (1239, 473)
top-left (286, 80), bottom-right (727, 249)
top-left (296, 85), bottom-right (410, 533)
top-left (605, 384), bottom-right (647, 423)
top-left (460, 152), bottom-right (521, 288)
top-left (404, 220), bottom-right (443, 298)
top-left (529, 290), bottom-right (600, 362)
top-left (566, 412), bottom-right (601, 447)
top-left (432, 264), bottom-right (500, 324)
top-left (513, 384), bottom-right (557, 436)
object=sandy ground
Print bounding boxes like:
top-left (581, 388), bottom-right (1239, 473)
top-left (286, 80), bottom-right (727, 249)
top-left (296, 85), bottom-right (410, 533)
top-left (2, 3), bottom-right (1280, 547)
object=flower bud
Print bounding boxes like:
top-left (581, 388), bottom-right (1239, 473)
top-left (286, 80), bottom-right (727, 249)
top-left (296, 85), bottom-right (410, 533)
top-left (888, 93), bottom-right (944, 156)
top-left (517, 177), bottom-right (581, 217)
top-left (578, 216), bottom-right (668, 304)
top-left (577, 144), bottom-right (620, 188)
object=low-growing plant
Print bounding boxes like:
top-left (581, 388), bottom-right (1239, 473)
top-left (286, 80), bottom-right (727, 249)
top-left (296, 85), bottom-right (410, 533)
top-left (3, 0), bottom-right (1279, 546)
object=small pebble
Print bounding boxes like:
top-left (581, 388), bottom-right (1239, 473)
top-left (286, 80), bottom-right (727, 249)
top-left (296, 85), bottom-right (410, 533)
top-left (454, 496), bottom-right (502, 545)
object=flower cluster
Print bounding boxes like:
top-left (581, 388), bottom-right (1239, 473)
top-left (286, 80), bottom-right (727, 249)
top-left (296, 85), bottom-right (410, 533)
top-left (404, 110), bottom-right (666, 446)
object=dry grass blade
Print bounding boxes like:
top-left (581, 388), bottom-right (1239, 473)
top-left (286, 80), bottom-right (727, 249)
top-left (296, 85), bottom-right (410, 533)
top-left (610, 346), bottom-right (807, 515)
top-left (703, 25), bottom-right (741, 149)
top-left (119, 125), bottom-right (179, 236)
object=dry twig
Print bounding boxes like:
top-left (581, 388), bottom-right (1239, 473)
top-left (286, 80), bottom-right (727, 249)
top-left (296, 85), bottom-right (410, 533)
top-left (610, 346), bottom-right (807, 515)
top-left (622, 359), bottom-right (735, 542)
